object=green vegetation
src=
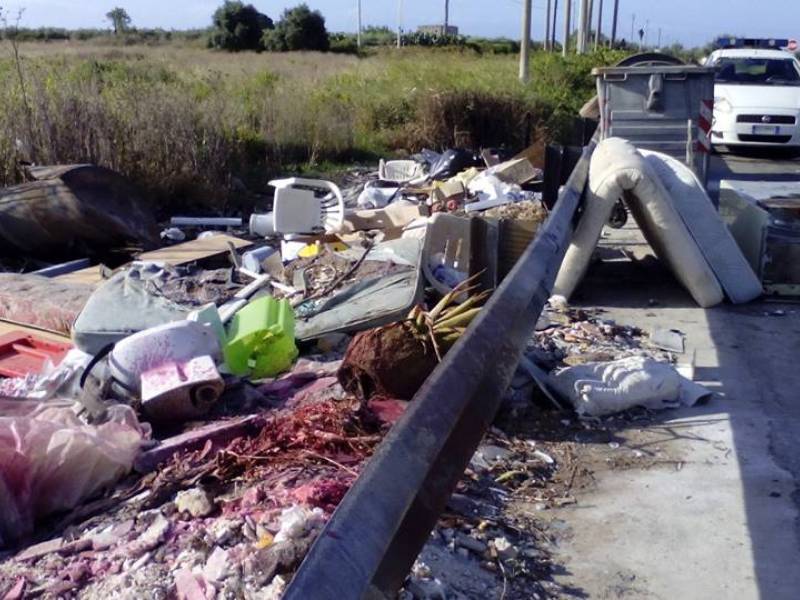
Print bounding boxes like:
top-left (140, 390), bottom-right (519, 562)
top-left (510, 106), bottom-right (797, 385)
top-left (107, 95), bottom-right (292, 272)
top-left (0, 40), bottom-right (624, 215)
top-left (209, 1), bottom-right (273, 51)
top-left (105, 7), bottom-right (132, 35)
top-left (262, 4), bottom-right (329, 52)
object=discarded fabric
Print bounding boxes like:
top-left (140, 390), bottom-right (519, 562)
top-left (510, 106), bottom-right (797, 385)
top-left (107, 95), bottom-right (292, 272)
top-left (549, 356), bottom-right (711, 417)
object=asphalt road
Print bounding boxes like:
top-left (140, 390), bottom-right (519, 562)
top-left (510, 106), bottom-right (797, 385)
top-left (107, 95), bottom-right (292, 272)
top-left (550, 147), bottom-right (800, 599)
top-left (707, 147), bottom-right (800, 202)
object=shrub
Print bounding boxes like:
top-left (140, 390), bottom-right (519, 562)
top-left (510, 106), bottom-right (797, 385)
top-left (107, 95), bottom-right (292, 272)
top-left (209, 1), bottom-right (273, 51)
top-left (262, 4), bottom-right (329, 52)
top-left (262, 4), bottom-right (330, 52)
top-left (401, 32), bottom-right (466, 48)
top-left (0, 45), bottom-right (624, 214)
top-left (329, 33), bottom-right (359, 55)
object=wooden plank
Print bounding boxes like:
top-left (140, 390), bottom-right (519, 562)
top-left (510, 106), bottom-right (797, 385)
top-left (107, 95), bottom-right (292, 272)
top-left (0, 319), bottom-right (72, 344)
top-left (56, 234), bottom-right (253, 287)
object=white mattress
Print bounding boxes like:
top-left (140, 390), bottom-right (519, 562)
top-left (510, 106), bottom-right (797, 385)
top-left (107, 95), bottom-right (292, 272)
top-left (640, 150), bottom-right (762, 304)
top-left (554, 138), bottom-right (725, 308)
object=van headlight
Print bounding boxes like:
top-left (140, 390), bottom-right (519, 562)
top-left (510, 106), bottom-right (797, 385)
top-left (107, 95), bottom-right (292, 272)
top-left (714, 97), bottom-right (732, 113)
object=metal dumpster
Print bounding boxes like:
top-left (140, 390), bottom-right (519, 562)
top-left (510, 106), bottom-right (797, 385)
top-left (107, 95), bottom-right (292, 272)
top-left (593, 64), bottom-right (715, 186)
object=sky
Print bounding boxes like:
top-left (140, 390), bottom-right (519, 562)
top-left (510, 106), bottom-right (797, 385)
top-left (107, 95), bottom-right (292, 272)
top-left (2, 0), bottom-right (798, 48)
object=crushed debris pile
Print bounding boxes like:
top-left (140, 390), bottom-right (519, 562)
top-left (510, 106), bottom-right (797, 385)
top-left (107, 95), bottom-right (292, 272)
top-left (0, 135), bottom-right (731, 600)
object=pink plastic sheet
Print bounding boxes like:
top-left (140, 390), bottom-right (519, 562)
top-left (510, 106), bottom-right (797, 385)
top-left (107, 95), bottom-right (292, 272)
top-left (0, 403), bottom-right (146, 547)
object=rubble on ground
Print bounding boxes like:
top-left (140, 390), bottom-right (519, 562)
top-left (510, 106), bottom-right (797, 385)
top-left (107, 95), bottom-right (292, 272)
top-left (0, 144), bottom-right (717, 599)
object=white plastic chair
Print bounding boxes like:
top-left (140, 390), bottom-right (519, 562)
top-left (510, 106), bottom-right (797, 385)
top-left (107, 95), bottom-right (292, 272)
top-left (269, 178), bottom-right (345, 234)
top-left (378, 159), bottom-right (426, 185)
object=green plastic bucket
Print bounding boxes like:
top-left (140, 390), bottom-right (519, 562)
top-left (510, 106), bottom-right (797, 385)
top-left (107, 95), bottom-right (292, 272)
top-left (223, 296), bottom-right (298, 378)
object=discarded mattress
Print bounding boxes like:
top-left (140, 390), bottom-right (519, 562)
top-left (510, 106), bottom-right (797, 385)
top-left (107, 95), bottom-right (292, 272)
top-left (553, 138), bottom-right (724, 308)
top-left (0, 164), bottom-right (158, 254)
top-left (0, 274), bottom-right (93, 335)
top-left (294, 238), bottom-right (424, 340)
top-left (72, 264), bottom-right (190, 354)
top-left (639, 150), bottom-right (762, 304)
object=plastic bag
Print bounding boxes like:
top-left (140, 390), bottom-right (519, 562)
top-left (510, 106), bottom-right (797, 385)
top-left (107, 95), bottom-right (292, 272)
top-left (428, 149), bottom-right (483, 181)
top-left (0, 404), bottom-right (147, 547)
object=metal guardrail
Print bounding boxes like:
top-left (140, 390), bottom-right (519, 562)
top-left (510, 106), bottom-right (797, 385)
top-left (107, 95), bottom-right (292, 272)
top-left (284, 139), bottom-right (597, 600)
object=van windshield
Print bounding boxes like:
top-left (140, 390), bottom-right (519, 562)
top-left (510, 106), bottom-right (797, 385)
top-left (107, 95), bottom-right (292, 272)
top-left (714, 57), bottom-right (800, 85)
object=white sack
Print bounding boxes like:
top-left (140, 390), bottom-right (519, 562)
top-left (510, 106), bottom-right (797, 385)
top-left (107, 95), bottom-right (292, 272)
top-left (550, 356), bottom-right (711, 417)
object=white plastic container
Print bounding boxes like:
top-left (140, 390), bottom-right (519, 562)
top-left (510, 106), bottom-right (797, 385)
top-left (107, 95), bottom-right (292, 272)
top-left (109, 320), bottom-right (221, 394)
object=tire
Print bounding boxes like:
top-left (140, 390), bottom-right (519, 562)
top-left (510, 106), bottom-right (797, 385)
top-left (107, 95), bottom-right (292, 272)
top-left (607, 199), bottom-right (628, 229)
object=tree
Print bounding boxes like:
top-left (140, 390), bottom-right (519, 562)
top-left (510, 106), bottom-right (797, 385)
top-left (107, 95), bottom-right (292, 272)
top-left (209, 1), bottom-right (273, 51)
top-left (262, 4), bottom-right (329, 52)
top-left (105, 7), bottom-right (131, 35)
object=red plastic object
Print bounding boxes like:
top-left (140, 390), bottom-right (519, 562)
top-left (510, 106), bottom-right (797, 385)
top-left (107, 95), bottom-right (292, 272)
top-left (0, 332), bottom-right (73, 378)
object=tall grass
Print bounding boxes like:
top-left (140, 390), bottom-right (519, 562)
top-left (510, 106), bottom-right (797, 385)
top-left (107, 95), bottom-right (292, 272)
top-left (0, 42), bottom-right (624, 215)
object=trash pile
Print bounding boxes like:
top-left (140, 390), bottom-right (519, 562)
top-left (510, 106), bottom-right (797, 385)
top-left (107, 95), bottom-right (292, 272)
top-left (0, 150), bottom-right (549, 598)
top-left (402, 427), bottom-right (565, 600)
top-left (520, 297), bottom-right (710, 418)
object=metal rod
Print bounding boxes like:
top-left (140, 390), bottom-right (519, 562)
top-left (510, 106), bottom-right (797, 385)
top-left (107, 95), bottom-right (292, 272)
top-left (170, 217), bottom-right (242, 227)
top-left (397, 0), bottom-right (403, 48)
top-left (519, 0), bottom-right (532, 82)
top-left (577, 0), bottom-right (589, 53)
top-left (357, 0), bottom-right (362, 48)
top-left (552, 0), bottom-right (559, 51)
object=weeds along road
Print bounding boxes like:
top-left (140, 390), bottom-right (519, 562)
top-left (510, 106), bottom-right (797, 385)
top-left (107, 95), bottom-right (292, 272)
top-left (540, 149), bottom-right (800, 600)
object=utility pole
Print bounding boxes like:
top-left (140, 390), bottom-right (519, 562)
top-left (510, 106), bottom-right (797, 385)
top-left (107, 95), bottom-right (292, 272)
top-left (610, 0), bottom-right (619, 47)
top-left (570, 0), bottom-right (576, 36)
top-left (520, 0), bottom-right (532, 82)
top-left (594, 0), bottom-right (603, 49)
top-left (545, 0), bottom-right (551, 52)
top-left (563, 0), bottom-right (572, 55)
top-left (444, 0), bottom-right (450, 31)
top-left (397, 0), bottom-right (403, 48)
top-left (357, 0), bottom-right (362, 48)
top-left (577, 0), bottom-right (589, 53)
top-left (552, 0), bottom-right (559, 51)
top-left (657, 27), bottom-right (662, 48)
top-left (588, 0), bottom-right (594, 43)
top-left (630, 13), bottom-right (635, 44)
